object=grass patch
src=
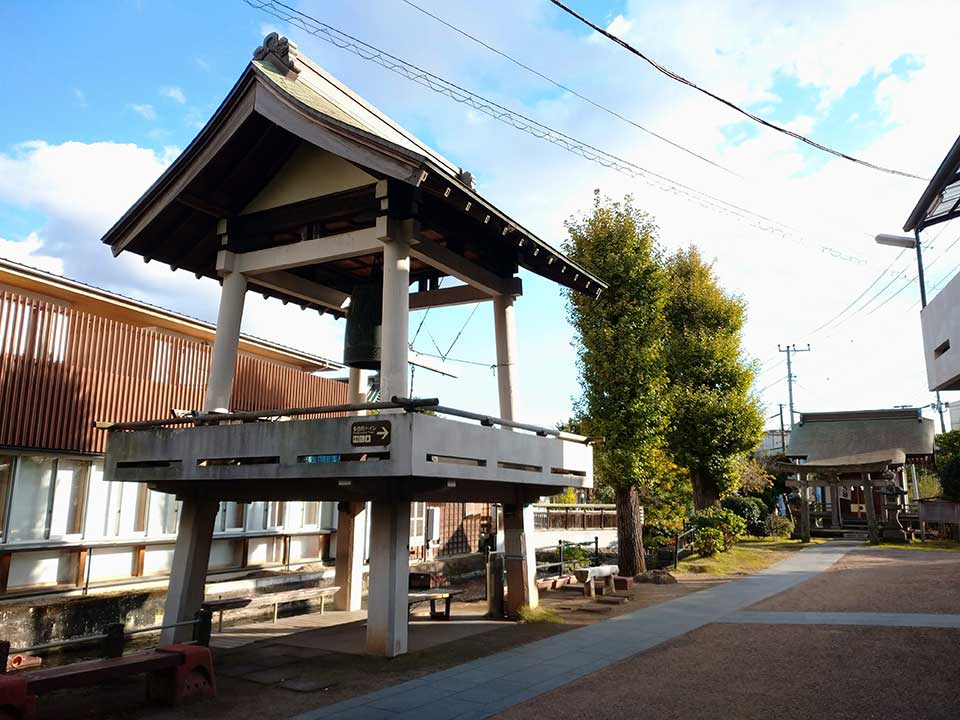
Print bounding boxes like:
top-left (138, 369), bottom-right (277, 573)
top-left (869, 539), bottom-right (960, 553)
top-left (675, 537), bottom-right (824, 577)
top-left (517, 605), bottom-right (564, 624)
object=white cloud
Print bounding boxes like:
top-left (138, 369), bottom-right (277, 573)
top-left (72, 88), bottom-right (87, 108)
top-left (0, 232), bottom-right (64, 275)
top-left (159, 86), bottom-right (186, 104)
top-left (128, 103), bottom-right (157, 120)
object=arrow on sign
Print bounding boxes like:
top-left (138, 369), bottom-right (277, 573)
top-left (378, 426), bottom-right (390, 441)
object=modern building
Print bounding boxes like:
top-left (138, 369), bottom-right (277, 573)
top-left (0, 258), bottom-right (492, 598)
top-left (903, 133), bottom-right (960, 392)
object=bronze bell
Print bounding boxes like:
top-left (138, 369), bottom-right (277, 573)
top-left (343, 281), bottom-right (382, 369)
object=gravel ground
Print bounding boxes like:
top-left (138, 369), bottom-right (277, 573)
top-left (496, 623), bottom-right (960, 720)
top-left (748, 547), bottom-right (960, 614)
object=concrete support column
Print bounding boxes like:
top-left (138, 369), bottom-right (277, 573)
top-left (493, 293), bottom-right (518, 420)
top-left (334, 501), bottom-right (367, 612)
top-left (159, 496), bottom-right (219, 643)
top-left (379, 231), bottom-right (410, 403)
top-left (365, 500), bottom-right (411, 657)
top-left (503, 496), bottom-right (539, 617)
top-left (204, 270), bottom-right (248, 412)
top-left (347, 367), bottom-right (367, 409)
top-left (162, 269), bottom-right (246, 643)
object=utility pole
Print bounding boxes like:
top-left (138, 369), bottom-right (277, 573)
top-left (778, 343), bottom-right (811, 427)
top-left (778, 404), bottom-right (787, 453)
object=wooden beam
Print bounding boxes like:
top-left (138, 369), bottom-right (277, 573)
top-left (221, 227), bottom-right (383, 275)
top-left (248, 271), bottom-right (349, 311)
top-left (409, 234), bottom-right (518, 297)
top-left (409, 283), bottom-right (510, 311)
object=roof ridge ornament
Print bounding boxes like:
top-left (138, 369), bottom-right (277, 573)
top-left (253, 32), bottom-right (301, 79)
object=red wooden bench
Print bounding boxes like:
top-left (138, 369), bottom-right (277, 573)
top-left (0, 643), bottom-right (215, 719)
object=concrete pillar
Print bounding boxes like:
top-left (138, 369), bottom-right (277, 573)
top-left (161, 270), bottom-right (246, 643)
top-left (159, 496), bottom-right (219, 643)
top-left (494, 295), bottom-right (538, 615)
top-left (363, 224), bottom-right (411, 656)
top-left (347, 367), bottom-right (367, 408)
top-left (365, 500), bottom-right (411, 657)
top-left (379, 232), bottom-right (410, 403)
top-left (204, 271), bottom-right (247, 412)
top-left (493, 293), bottom-right (518, 420)
top-left (334, 502), bottom-right (367, 612)
top-left (503, 496), bottom-right (539, 617)
top-left (830, 483), bottom-right (842, 529)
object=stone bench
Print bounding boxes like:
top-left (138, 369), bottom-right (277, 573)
top-left (573, 565), bottom-right (620, 598)
top-left (408, 589), bottom-right (465, 620)
top-left (203, 585), bottom-right (340, 628)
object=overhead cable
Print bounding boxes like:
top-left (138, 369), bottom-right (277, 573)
top-left (243, 0), bottom-right (875, 269)
top-left (547, 0), bottom-right (928, 181)
top-left (397, 0), bottom-right (735, 175)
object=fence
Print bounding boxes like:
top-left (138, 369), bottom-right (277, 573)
top-left (532, 503), bottom-right (617, 532)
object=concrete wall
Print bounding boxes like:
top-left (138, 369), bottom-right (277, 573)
top-left (921, 271), bottom-right (960, 391)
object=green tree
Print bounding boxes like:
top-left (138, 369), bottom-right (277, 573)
top-left (564, 192), bottom-right (668, 576)
top-left (935, 429), bottom-right (960, 469)
top-left (662, 247), bottom-right (764, 510)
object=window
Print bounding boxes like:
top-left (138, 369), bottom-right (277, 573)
top-left (265, 501), bottom-right (284, 529)
top-left (7, 456), bottom-right (54, 541)
top-left (217, 502), bottom-right (245, 532)
top-left (410, 502), bottom-right (426, 546)
top-left (50, 459), bottom-right (90, 537)
top-left (148, 490), bottom-right (179, 535)
top-left (303, 502), bottom-right (319, 527)
top-left (0, 455), bottom-right (13, 540)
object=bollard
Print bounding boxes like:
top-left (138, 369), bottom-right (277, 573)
top-left (558, 540), bottom-right (564, 575)
top-left (193, 609), bottom-right (213, 647)
top-left (594, 536), bottom-right (600, 566)
top-left (104, 623), bottom-right (125, 658)
top-left (486, 553), bottom-right (505, 618)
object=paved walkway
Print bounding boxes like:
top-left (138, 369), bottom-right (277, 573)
top-left (292, 541), bottom-right (857, 720)
top-left (719, 610), bottom-right (960, 627)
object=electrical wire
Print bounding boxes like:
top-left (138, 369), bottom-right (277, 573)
top-left (443, 303), bottom-right (480, 358)
top-left (547, 0), bottom-right (928, 182)
top-left (397, 0), bottom-right (735, 176)
top-left (244, 0), bottom-right (876, 269)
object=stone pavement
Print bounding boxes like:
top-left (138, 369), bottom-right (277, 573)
top-left (291, 541), bottom-right (857, 720)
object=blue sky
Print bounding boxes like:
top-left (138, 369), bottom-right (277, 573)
top-left (1, 0), bottom-right (958, 428)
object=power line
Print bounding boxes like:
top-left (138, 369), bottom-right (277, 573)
top-left (397, 0), bottom-right (735, 175)
top-left (444, 303), bottom-right (480, 358)
top-left (244, 0), bottom-right (876, 269)
top-left (547, 0), bottom-right (928, 182)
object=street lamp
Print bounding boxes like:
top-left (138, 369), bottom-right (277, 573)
top-left (874, 231), bottom-right (943, 430)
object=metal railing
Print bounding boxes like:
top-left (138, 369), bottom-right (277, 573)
top-left (1, 609), bottom-right (212, 673)
top-left (536, 538), bottom-right (602, 575)
top-left (97, 396), bottom-right (599, 445)
top-left (532, 504), bottom-right (617, 531)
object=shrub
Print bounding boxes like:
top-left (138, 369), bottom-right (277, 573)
top-left (694, 527), bottom-right (725, 557)
top-left (643, 522), bottom-right (677, 550)
top-left (693, 506), bottom-right (747, 550)
top-left (940, 457), bottom-right (960, 501)
top-left (765, 513), bottom-right (794, 538)
top-left (721, 496), bottom-right (768, 536)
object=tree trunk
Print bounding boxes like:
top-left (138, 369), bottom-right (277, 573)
top-left (691, 468), bottom-right (720, 510)
top-left (615, 485), bottom-right (646, 576)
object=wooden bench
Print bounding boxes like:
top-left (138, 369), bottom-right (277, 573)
top-left (573, 564), bottom-right (620, 598)
top-left (407, 589), bottom-right (465, 620)
top-left (203, 585), bottom-right (340, 628)
top-left (0, 644), bottom-right (215, 718)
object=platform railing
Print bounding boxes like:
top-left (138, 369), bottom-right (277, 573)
top-left (97, 396), bottom-right (598, 445)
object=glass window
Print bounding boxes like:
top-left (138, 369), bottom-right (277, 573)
top-left (7, 456), bottom-right (54, 541)
top-left (0, 455), bottom-right (13, 539)
top-left (410, 502), bottom-right (426, 546)
top-left (303, 502), bottom-right (319, 527)
top-left (148, 490), bottom-right (178, 535)
top-left (218, 502), bottom-right (245, 532)
top-left (50, 459), bottom-right (90, 537)
top-left (265, 501), bottom-right (284, 529)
